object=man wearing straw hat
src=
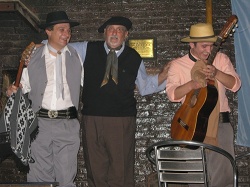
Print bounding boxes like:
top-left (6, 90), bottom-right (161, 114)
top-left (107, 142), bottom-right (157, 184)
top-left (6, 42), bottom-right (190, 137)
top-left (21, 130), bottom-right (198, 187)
top-left (166, 23), bottom-right (241, 186)
top-left (7, 11), bottom-right (83, 186)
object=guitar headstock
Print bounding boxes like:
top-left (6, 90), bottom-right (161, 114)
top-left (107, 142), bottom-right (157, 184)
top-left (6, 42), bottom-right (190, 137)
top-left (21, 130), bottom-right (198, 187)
top-left (207, 15), bottom-right (238, 65)
top-left (21, 42), bottom-right (36, 64)
top-left (218, 15), bottom-right (238, 40)
top-left (14, 42), bottom-right (36, 87)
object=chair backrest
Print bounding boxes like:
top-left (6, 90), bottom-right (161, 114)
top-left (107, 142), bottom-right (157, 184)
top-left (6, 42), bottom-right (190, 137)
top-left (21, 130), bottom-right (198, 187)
top-left (235, 151), bottom-right (250, 161)
top-left (146, 140), bottom-right (237, 187)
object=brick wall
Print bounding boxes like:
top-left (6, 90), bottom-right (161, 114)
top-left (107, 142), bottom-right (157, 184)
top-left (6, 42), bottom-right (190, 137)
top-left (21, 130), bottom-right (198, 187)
top-left (0, 0), bottom-right (249, 186)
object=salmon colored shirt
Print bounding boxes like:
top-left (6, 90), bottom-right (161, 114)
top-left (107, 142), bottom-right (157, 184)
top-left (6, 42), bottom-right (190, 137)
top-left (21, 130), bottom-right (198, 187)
top-left (166, 52), bottom-right (241, 112)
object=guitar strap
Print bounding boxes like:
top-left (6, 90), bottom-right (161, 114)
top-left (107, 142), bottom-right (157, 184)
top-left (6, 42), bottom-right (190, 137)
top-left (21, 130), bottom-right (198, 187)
top-left (189, 55), bottom-right (220, 146)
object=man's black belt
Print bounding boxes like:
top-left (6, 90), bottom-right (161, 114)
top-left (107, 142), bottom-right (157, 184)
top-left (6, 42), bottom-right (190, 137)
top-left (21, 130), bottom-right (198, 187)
top-left (219, 112), bottom-right (230, 123)
top-left (36, 106), bottom-right (77, 119)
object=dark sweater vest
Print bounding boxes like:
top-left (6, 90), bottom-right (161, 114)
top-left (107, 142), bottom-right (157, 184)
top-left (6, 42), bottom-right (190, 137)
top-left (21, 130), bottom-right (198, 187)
top-left (82, 41), bottom-right (142, 116)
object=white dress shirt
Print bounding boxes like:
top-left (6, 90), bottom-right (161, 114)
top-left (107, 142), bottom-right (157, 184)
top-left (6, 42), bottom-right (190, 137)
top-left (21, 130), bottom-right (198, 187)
top-left (21, 44), bottom-right (84, 110)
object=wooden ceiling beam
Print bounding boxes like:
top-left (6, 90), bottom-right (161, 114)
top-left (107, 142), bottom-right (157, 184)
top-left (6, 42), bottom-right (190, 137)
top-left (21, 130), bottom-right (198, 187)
top-left (0, 2), bottom-right (15, 11)
top-left (206, 0), bottom-right (213, 24)
top-left (0, 0), bottom-right (41, 32)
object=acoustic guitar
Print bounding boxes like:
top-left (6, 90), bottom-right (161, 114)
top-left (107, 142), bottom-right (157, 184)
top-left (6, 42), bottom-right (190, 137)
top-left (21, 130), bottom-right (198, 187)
top-left (0, 42), bottom-right (36, 164)
top-left (171, 15), bottom-right (238, 142)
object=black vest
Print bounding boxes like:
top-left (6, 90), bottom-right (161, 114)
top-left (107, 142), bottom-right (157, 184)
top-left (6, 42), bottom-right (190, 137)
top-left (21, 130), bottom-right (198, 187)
top-left (82, 41), bottom-right (142, 116)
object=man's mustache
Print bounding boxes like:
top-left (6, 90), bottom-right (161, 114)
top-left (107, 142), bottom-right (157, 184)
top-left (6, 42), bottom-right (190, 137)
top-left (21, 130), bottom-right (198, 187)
top-left (110, 35), bottom-right (118, 39)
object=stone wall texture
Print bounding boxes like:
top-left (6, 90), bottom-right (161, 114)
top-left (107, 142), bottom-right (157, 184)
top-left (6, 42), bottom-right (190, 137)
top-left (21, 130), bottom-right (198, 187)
top-left (0, 0), bottom-right (249, 186)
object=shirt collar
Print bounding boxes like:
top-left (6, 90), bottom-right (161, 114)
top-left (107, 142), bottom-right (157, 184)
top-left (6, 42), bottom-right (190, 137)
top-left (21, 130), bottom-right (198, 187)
top-left (104, 42), bottom-right (125, 56)
top-left (189, 50), bottom-right (199, 62)
top-left (42, 44), bottom-right (71, 57)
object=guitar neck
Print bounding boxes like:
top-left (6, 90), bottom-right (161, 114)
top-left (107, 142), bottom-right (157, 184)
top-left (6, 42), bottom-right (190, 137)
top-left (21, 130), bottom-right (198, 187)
top-left (14, 42), bottom-right (35, 87)
top-left (14, 60), bottom-right (25, 87)
top-left (206, 36), bottom-right (223, 65)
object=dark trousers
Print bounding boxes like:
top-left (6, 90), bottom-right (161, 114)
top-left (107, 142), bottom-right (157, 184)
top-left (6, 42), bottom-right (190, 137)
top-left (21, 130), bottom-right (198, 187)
top-left (0, 141), bottom-right (29, 172)
top-left (0, 143), bottom-right (12, 163)
top-left (82, 115), bottom-right (136, 187)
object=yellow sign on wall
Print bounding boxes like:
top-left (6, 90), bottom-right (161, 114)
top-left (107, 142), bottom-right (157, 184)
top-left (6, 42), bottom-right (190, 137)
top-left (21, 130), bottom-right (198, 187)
top-left (128, 38), bottom-right (156, 59)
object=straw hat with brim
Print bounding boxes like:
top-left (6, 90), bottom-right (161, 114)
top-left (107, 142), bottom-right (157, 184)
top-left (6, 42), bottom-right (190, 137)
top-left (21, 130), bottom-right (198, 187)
top-left (39, 11), bottom-right (80, 29)
top-left (98, 16), bottom-right (132, 33)
top-left (181, 23), bottom-right (217, 43)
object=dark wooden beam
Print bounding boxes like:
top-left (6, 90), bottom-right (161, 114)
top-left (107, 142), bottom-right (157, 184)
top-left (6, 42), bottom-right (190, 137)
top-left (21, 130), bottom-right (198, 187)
top-left (206, 0), bottom-right (213, 24)
top-left (0, 2), bottom-right (15, 11)
top-left (0, 0), bottom-right (41, 32)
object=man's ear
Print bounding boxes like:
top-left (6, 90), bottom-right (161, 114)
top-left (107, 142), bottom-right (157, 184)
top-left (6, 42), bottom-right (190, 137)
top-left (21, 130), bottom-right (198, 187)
top-left (189, 42), bottom-right (195, 49)
top-left (45, 29), bottom-right (51, 37)
top-left (125, 31), bottom-right (129, 41)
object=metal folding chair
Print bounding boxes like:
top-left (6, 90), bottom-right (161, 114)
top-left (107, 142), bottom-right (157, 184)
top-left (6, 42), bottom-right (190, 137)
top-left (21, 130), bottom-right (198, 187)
top-left (146, 140), bottom-right (237, 187)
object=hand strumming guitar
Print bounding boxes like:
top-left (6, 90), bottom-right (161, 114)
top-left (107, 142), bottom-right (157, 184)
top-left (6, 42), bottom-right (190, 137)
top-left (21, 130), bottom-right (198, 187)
top-left (191, 60), bottom-right (207, 87)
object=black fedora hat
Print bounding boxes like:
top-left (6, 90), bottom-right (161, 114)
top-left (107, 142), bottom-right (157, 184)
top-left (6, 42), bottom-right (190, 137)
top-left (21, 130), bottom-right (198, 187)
top-left (98, 16), bottom-right (132, 33)
top-left (39, 11), bottom-right (80, 29)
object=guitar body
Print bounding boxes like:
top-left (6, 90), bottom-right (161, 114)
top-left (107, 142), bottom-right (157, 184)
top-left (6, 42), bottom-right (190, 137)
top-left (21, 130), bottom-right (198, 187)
top-left (171, 83), bottom-right (218, 142)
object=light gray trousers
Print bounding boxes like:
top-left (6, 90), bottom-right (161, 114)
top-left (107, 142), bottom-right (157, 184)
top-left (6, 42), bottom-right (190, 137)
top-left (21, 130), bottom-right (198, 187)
top-left (189, 122), bottom-right (235, 187)
top-left (27, 117), bottom-right (80, 187)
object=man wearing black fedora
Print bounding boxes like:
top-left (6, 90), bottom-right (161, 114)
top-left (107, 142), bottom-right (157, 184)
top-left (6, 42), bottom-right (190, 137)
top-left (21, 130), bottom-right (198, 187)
top-left (7, 11), bottom-right (83, 187)
top-left (166, 23), bottom-right (241, 186)
top-left (67, 16), bottom-right (170, 186)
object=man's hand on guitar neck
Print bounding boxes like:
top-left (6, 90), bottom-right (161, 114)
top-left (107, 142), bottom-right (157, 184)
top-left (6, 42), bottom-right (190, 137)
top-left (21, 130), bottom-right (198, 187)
top-left (202, 64), bottom-right (218, 79)
top-left (6, 84), bottom-right (22, 97)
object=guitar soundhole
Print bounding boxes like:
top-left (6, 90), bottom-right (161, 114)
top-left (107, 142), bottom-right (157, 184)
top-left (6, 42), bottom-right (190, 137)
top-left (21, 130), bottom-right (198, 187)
top-left (189, 95), bottom-right (197, 107)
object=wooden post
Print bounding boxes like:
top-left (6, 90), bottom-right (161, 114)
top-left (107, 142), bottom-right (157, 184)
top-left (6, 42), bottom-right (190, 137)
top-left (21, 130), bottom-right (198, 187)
top-left (206, 0), bottom-right (213, 24)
